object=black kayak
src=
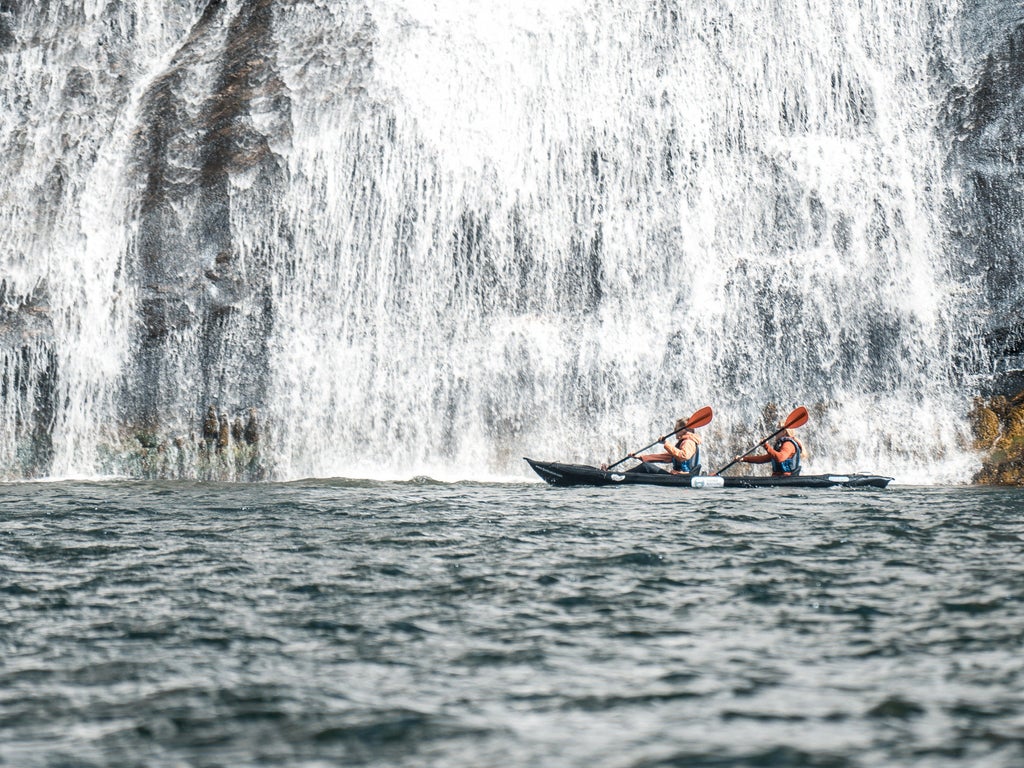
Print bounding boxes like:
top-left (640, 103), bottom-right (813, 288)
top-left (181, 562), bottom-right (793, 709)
top-left (525, 458), bottom-right (893, 489)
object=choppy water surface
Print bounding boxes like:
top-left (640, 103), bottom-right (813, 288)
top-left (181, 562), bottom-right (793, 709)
top-left (2, 480), bottom-right (1023, 767)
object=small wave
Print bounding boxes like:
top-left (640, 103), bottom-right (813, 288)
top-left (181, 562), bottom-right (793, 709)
top-left (579, 551), bottom-right (667, 568)
top-left (941, 598), bottom-right (1005, 614)
top-left (867, 695), bottom-right (927, 719)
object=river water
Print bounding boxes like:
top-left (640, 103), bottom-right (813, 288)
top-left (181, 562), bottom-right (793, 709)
top-left (2, 479), bottom-right (1022, 767)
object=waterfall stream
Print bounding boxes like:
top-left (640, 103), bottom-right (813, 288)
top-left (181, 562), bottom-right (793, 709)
top-left (0, 0), bottom-right (996, 482)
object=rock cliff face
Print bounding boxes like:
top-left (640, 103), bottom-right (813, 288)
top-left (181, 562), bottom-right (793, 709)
top-left (944, 13), bottom-right (1024, 396)
top-left (1, 0), bottom-right (1024, 481)
top-left (944, 10), bottom-right (1024, 482)
top-left (129, 0), bottom-right (286, 431)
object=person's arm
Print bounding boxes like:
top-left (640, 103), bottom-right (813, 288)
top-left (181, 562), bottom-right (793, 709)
top-left (663, 437), bottom-right (695, 462)
top-left (765, 441), bottom-right (795, 463)
top-left (634, 452), bottom-right (672, 463)
top-left (740, 453), bottom-right (772, 464)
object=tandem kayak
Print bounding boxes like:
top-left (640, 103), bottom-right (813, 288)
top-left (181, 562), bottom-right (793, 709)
top-left (524, 458), bottom-right (893, 489)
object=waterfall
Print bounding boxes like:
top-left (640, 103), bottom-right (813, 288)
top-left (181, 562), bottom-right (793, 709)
top-left (0, 0), bottom-right (1003, 483)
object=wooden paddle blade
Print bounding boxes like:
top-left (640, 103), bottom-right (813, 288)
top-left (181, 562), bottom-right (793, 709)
top-left (783, 406), bottom-right (809, 430)
top-left (684, 405), bottom-right (714, 429)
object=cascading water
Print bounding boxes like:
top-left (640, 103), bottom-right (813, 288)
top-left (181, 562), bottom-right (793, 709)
top-left (0, 0), bottom-right (1012, 483)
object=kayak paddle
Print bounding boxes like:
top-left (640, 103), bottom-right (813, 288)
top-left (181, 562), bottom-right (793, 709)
top-left (712, 405), bottom-right (808, 476)
top-left (606, 405), bottom-right (714, 470)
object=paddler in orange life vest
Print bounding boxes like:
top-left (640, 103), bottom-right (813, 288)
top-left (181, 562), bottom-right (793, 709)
top-left (630, 418), bottom-right (703, 475)
top-left (738, 427), bottom-right (803, 476)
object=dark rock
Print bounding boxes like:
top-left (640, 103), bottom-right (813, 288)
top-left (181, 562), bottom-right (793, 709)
top-left (944, 18), bottom-right (1024, 394)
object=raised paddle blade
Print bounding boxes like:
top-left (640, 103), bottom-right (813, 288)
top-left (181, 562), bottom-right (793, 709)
top-left (783, 406), bottom-right (808, 430)
top-left (711, 405), bottom-right (809, 476)
top-left (605, 405), bottom-right (714, 470)
top-left (684, 405), bottom-right (714, 430)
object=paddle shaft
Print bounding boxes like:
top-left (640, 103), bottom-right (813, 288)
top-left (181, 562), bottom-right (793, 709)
top-left (606, 427), bottom-right (686, 471)
top-left (712, 426), bottom-right (787, 476)
top-left (605, 405), bottom-right (713, 471)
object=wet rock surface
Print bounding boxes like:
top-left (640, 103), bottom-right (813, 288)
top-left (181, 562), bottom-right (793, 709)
top-left (969, 393), bottom-right (1024, 484)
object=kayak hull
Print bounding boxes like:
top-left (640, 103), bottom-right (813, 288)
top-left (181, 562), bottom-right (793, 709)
top-left (524, 458), bottom-right (893, 489)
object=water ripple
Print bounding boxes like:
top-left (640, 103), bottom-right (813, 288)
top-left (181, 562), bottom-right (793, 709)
top-left (1, 483), bottom-right (1023, 767)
